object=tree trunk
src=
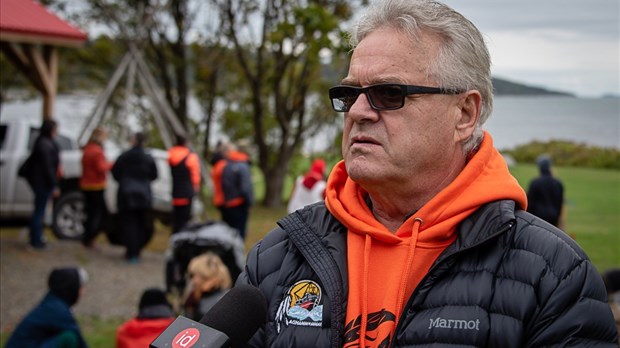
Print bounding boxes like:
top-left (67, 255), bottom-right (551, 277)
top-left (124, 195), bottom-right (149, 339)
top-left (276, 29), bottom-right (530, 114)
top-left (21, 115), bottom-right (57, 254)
top-left (262, 161), bottom-right (289, 207)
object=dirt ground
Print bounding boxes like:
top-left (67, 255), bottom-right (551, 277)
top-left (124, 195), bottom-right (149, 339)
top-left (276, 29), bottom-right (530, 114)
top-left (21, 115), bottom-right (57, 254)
top-left (0, 231), bottom-right (168, 334)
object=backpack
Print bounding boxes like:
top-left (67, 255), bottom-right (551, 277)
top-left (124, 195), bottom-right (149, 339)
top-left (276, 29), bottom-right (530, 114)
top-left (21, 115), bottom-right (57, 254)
top-left (18, 154), bottom-right (34, 184)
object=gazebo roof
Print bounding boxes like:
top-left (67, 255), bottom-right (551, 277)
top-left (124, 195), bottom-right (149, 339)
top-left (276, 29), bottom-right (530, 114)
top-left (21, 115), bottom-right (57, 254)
top-left (0, 0), bottom-right (87, 46)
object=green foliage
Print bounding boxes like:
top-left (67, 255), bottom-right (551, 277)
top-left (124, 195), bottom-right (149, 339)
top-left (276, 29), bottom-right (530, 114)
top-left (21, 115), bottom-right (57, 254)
top-left (504, 140), bottom-right (620, 170)
top-left (210, 0), bottom-right (360, 206)
top-left (55, 38), bottom-right (118, 94)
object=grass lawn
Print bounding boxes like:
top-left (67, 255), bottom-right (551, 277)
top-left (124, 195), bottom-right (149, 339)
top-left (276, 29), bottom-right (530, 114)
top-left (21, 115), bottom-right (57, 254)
top-left (510, 164), bottom-right (620, 272)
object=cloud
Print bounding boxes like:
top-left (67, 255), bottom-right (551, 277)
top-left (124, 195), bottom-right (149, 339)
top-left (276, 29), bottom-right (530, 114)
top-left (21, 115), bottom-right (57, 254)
top-left (442, 0), bottom-right (620, 97)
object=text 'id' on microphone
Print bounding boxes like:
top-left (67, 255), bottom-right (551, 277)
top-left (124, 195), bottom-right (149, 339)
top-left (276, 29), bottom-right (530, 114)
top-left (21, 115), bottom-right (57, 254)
top-left (150, 284), bottom-right (267, 348)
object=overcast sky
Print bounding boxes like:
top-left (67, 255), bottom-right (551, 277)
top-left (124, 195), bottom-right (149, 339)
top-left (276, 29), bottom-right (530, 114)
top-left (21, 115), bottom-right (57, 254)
top-left (439, 0), bottom-right (619, 97)
top-left (83, 0), bottom-right (619, 98)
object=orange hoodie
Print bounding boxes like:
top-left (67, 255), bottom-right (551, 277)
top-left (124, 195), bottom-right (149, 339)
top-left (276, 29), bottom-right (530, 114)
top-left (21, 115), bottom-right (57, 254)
top-left (325, 132), bottom-right (527, 347)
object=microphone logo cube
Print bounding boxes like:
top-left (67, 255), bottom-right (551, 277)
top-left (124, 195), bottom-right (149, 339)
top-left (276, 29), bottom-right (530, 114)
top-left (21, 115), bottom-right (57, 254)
top-left (173, 328), bottom-right (200, 348)
top-left (150, 316), bottom-right (230, 348)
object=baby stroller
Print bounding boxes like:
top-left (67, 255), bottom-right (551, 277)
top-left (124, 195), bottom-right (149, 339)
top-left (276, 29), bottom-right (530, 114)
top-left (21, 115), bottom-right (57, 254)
top-left (165, 220), bottom-right (245, 296)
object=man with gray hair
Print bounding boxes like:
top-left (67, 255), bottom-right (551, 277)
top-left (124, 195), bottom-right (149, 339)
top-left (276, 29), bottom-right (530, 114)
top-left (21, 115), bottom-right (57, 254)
top-left (235, 0), bottom-right (617, 346)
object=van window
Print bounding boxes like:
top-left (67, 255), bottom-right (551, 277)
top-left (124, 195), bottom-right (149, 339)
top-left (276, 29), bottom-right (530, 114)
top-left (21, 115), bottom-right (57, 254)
top-left (56, 135), bottom-right (74, 150)
top-left (28, 128), bottom-right (39, 150)
top-left (27, 128), bottom-right (75, 151)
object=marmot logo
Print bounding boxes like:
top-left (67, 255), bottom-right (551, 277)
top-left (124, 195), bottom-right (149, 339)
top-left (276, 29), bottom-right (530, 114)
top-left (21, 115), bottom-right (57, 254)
top-left (429, 317), bottom-right (480, 331)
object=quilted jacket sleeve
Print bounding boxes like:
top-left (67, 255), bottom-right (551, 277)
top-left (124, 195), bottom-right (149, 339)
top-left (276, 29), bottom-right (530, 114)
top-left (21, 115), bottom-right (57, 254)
top-left (520, 218), bottom-right (618, 347)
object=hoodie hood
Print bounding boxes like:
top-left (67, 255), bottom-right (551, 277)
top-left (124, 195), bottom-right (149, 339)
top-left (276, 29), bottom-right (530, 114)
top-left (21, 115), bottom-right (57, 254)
top-left (326, 131), bottom-right (526, 242)
top-left (168, 145), bottom-right (191, 166)
top-left (302, 159), bottom-right (326, 190)
top-left (227, 150), bottom-right (250, 163)
top-left (48, 267), bottom-right (88, 307)
top-left (326, 132), bottom-right (526, 347)
top-left (537, 155), bottom-right (552, 176)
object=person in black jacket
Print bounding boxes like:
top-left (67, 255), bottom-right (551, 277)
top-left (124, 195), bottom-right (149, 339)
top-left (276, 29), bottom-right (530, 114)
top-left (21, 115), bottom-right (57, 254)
top-left (527, 155), bottom-right (565, 228)
top-left (111, 132), bottom-right (158, 264)
top-left (234, 0), bottom-right (618, 346)
top-left (23, 119), bottom-right (61, 249)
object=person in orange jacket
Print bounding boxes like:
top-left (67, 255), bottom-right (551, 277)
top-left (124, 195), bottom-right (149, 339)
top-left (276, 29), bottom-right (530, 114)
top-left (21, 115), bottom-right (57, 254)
top-left (80, 127), bottom-right (113, 248)
top-left (168, 134), bottom-right (201, 234)
top-left (210, 141), bottom-right (254, 239)
top-left (116, 288), bottom-right (175, 348)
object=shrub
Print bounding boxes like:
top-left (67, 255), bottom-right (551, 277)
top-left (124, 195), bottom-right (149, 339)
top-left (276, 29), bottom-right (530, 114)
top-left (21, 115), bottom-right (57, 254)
top-left (503, 141), bottom-right (620, 170)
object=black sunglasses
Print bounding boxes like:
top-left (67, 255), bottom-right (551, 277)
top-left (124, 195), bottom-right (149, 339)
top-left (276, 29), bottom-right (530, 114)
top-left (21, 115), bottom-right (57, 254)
top-left (328, 83), bottom-right (461, 112)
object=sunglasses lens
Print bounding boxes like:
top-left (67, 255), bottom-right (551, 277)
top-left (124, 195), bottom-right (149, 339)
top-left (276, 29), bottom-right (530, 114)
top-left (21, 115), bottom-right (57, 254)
top-left (330, 87), bottom-right (360, 112)
top-left (368, 85), bottom-right (404, 109)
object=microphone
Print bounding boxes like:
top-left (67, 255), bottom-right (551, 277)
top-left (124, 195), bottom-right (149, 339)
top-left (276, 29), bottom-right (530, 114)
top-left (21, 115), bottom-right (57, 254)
top-left (150, 284), bottom-right (267, 348)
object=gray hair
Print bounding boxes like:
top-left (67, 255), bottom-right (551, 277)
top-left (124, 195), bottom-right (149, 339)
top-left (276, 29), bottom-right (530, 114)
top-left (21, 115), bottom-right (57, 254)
top-left (351, 0), bottom-right (493, 154)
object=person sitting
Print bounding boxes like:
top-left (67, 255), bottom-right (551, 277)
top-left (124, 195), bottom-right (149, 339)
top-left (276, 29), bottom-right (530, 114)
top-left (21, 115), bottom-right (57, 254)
top-left (5, 267), bottom-right (89, 348)
top-left (116, 287), bottom-right (176, 348)
top-left (182, 252), bottom-right (232, 321)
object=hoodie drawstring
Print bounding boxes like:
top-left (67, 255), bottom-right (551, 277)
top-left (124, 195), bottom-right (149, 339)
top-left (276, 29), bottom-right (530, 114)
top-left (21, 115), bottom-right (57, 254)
top-left (360, 234), bottom-right (372, 348)
top-left (395, 218), bottom-right (422, 325)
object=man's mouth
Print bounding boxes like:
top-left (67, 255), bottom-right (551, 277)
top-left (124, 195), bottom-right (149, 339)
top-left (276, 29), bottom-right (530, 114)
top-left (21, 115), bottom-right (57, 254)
top-left (351, 135), bottom-right (380, 146)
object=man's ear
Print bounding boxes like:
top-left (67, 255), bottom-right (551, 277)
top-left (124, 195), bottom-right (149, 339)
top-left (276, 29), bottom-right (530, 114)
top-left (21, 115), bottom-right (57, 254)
top-left (454, 90), bottom-right (482, 142)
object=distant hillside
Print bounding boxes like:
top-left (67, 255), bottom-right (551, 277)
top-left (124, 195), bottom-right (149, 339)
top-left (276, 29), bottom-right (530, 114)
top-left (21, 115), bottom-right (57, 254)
top-left (492, 77), bottom-right (574, 96)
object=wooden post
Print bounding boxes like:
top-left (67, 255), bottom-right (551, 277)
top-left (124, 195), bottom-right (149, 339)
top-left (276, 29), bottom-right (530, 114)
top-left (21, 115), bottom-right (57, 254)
top-left (42, 45), bottom-right (58, 120)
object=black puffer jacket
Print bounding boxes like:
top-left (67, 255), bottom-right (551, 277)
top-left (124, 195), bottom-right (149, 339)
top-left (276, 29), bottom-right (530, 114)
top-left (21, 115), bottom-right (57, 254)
top-left (237, 200), bottom-right (618, 347)
top-left (111, 146), bottom-right (158, 211)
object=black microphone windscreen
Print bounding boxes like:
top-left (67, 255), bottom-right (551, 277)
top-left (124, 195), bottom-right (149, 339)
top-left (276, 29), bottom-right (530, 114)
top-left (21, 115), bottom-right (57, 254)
top-left (200, 284), bottom-right (267, 347)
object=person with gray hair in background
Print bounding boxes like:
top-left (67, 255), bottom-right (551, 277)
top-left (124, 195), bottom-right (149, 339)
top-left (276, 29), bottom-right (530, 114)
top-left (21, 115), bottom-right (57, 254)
top-left (5, 267), bottom-right (89, 348)
top-left (233, 0), bottom-right (617, 346)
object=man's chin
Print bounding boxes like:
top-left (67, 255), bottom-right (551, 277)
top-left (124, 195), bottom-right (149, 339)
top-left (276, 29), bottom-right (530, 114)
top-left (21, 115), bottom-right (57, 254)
top-left (346, 160), bottom-right (380, 182)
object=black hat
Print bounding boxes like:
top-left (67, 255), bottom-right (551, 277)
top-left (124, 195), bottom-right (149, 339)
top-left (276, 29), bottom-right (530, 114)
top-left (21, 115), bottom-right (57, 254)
top-left (137, 288), bottom-right (174, 319)
top-left (139, 288), bottom-right (171, 311)
top-left (48, 267), bottom-right (87, 306)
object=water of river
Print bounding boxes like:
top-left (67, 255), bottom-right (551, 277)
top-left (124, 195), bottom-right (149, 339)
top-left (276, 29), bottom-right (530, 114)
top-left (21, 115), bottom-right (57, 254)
top-left (1, 95), bottom-right (618, 151)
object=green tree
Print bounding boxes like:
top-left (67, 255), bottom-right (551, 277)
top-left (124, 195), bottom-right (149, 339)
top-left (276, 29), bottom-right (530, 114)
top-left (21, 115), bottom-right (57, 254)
top-left (212, 0), bottom-right (358, 207)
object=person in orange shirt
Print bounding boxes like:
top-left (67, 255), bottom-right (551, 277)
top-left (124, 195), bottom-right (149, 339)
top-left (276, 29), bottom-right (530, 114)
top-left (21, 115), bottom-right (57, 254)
top-left (80, 126), bottom-right (112, 249)
top-left (116, 287), bottom-right (175, 348)
top-left (234, 0), bottom-right (617, 346)
top-left (168, 134), bottom-right (201, 234)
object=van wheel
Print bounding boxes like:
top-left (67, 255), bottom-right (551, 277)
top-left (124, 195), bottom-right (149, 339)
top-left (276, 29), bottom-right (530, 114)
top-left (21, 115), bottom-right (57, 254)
top-left (52, 191), bottom-right (85, 240)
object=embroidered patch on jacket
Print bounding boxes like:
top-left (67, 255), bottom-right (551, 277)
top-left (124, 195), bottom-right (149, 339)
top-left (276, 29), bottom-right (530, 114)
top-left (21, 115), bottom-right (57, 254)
top-left (275, 280), bottom-right (323, 333)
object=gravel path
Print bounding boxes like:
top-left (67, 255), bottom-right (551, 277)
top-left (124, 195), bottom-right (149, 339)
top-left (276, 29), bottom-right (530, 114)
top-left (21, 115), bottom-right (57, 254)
top-left (0, 235), bottom-right (168, 333)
